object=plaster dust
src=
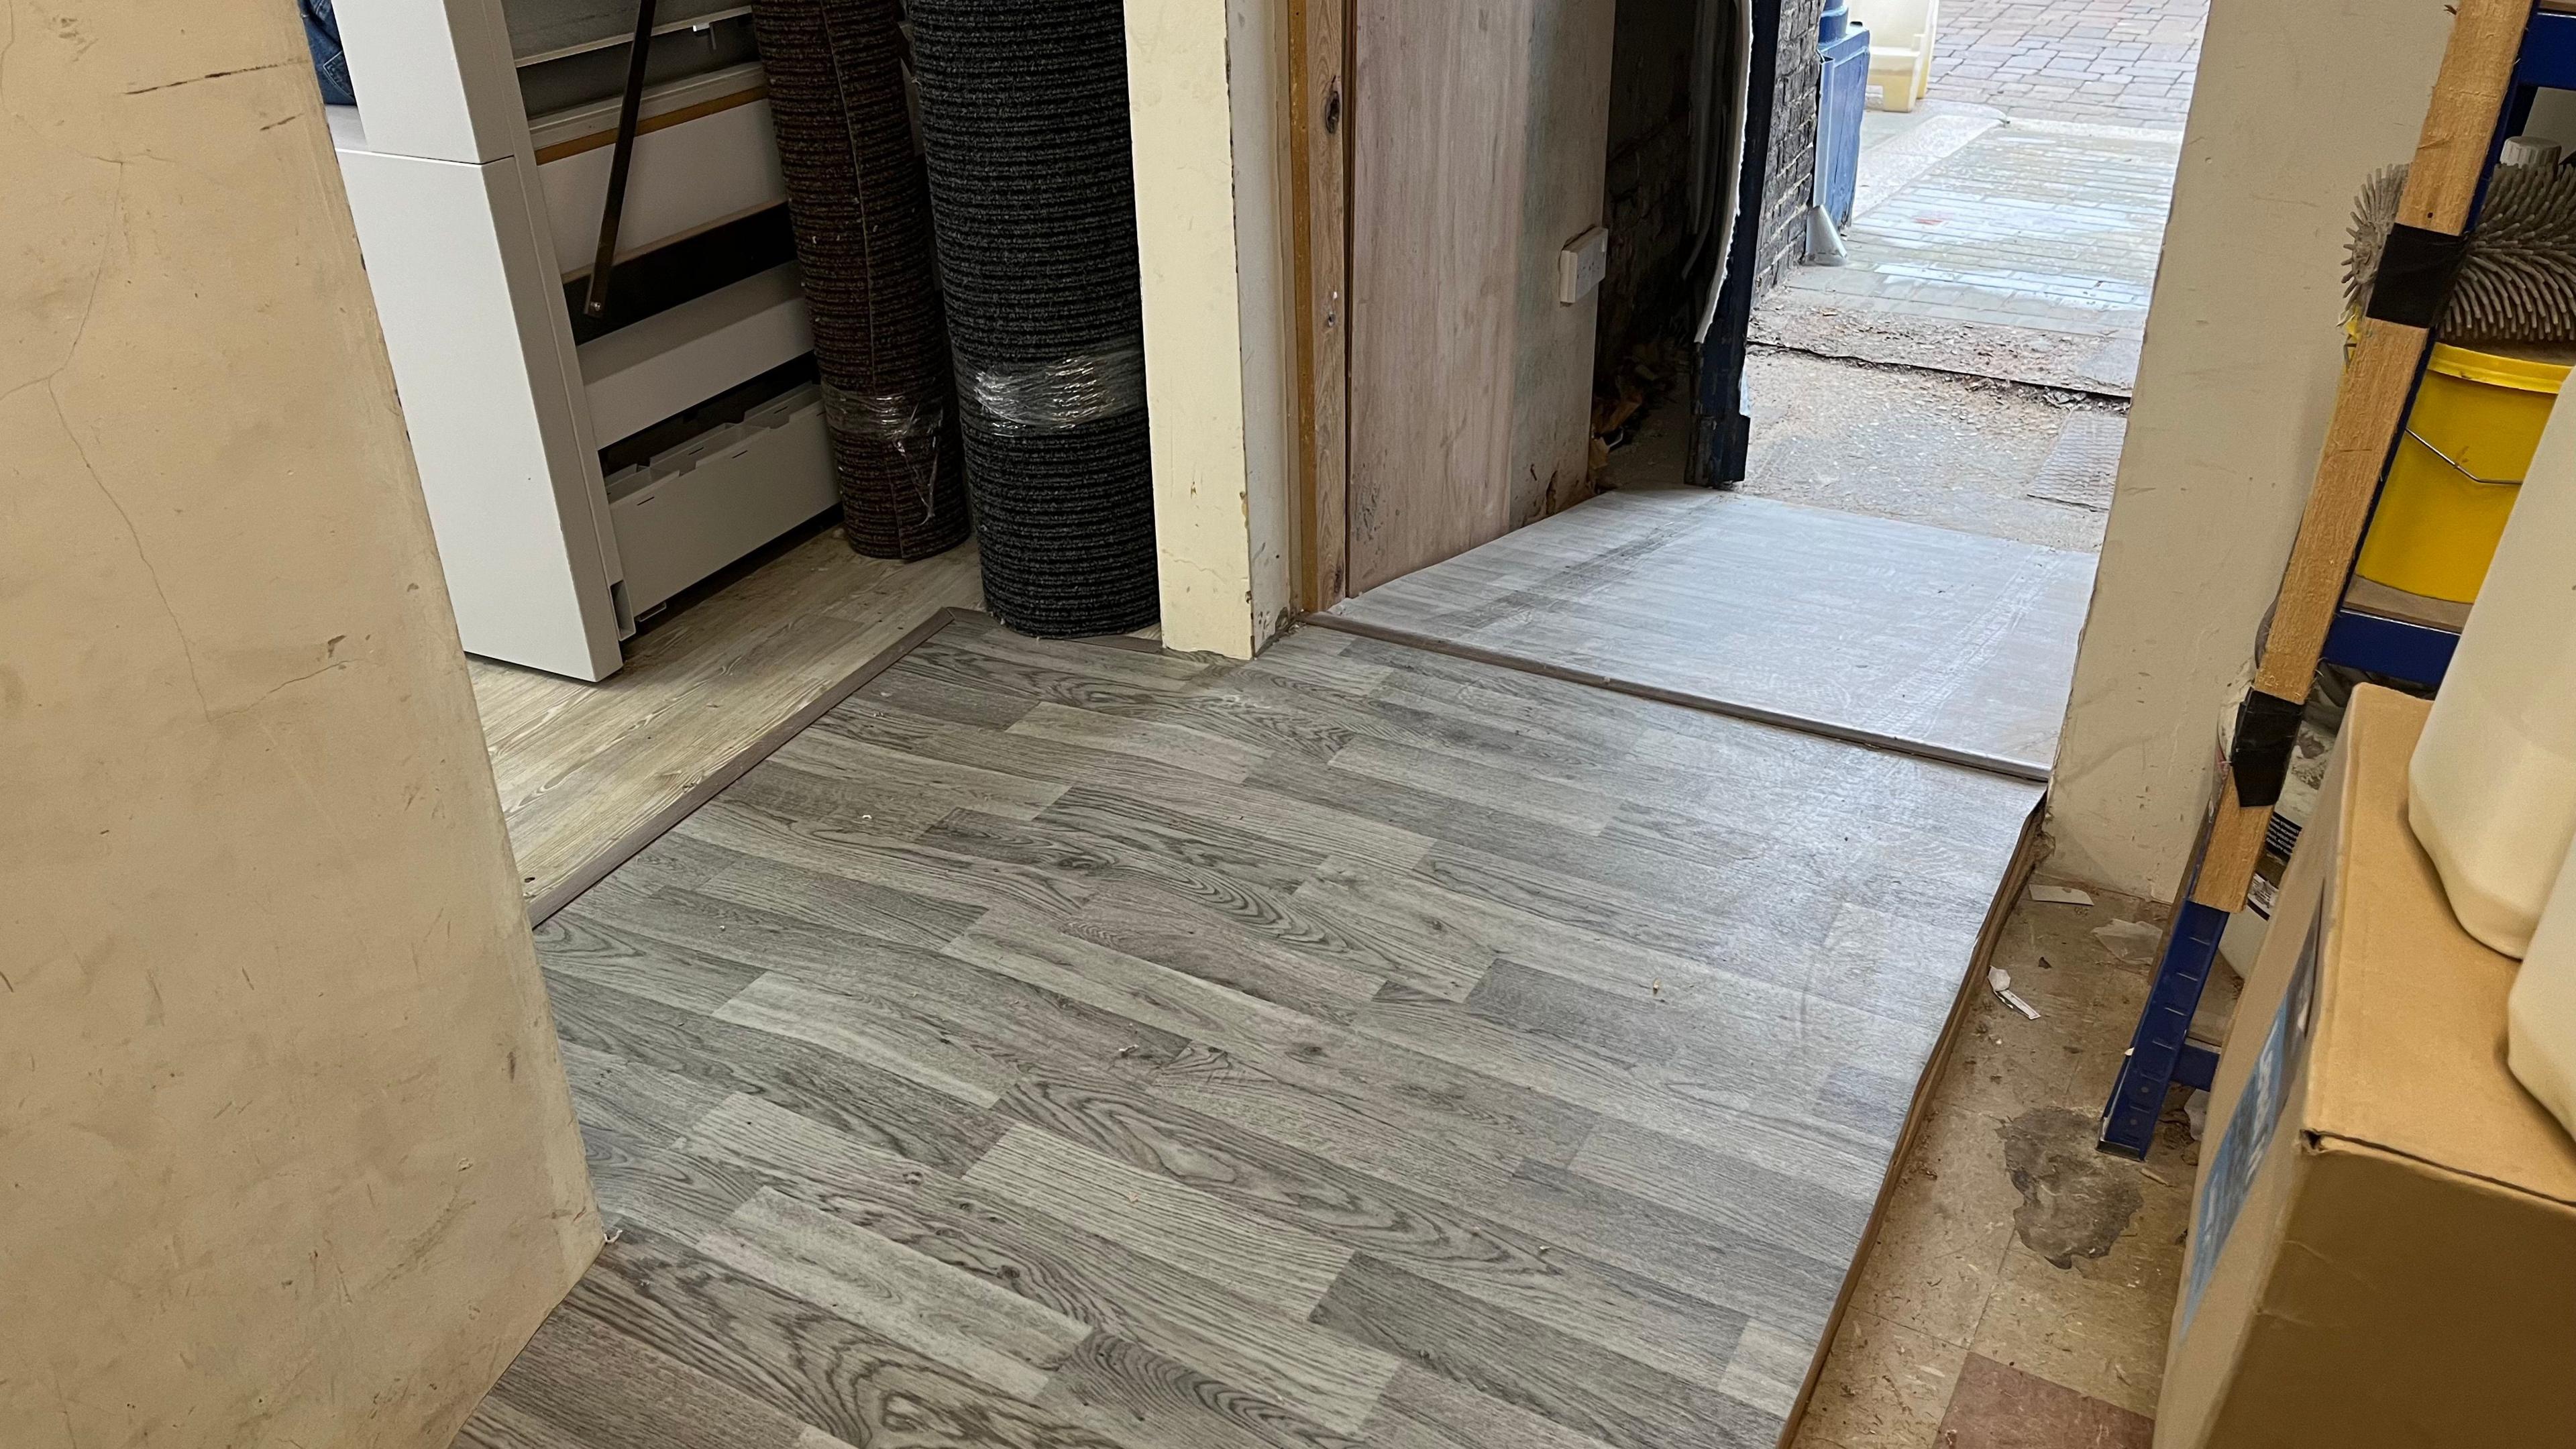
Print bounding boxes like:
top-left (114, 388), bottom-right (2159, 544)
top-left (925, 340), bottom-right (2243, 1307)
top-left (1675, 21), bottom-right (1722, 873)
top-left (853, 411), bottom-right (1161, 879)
top-left (2001, 1107), bottom-right (2147, 1269)
top-left (2, 2), bottom-right (596, 1445)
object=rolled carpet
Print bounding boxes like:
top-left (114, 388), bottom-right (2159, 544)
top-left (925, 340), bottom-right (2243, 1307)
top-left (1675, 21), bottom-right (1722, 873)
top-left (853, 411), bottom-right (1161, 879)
top-left (906, 0), bottom-right (1159, 637)
top-left (750, 0), bottom-right (970, 559)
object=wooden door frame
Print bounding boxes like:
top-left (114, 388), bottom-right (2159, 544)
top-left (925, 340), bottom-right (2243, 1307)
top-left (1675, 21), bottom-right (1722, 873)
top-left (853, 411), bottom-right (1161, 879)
top-left (1287, 0), bottom-right (1353, 611)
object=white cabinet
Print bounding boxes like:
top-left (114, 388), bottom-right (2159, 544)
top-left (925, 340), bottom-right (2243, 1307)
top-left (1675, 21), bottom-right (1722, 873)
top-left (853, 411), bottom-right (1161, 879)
top-left (331, 0), bottom-right (833, 680)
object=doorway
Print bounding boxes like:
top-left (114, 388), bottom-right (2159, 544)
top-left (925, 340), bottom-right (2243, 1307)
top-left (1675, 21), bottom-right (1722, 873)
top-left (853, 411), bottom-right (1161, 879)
top-left (1308, 0), bottom-right (2208, 775)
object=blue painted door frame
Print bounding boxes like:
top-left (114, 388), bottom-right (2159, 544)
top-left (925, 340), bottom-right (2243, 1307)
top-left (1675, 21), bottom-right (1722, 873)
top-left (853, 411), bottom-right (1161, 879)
top-left (1692, 0), bottom-right (1784, 487)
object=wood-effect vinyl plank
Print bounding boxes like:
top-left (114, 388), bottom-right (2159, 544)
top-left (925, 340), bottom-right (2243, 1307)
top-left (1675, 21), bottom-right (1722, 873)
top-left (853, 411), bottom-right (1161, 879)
top-left (922, 803), bottom-right (1318, 901)
top-left (1040, 1332), bottom-right (1366, 1449)
top-left (822, 701), bottom-right (1437, 875)
top-left (993, 1076), bottom-right (1758, 1395)
top-left (677, 797), bottom-right (1096, 924)
top-left (451, 1391), bottom-right (603, 1449)
top-left (702, 1188), bottom-right (1091, 1401)
top-left (1159, 1012), bottom-right (1594, 1168)
top-left (558, 1227), bottom-right (1132, 1449)
top-left (1221, 662), bottom-right (1645, 785)
top-left (1293, 860), bottom-right (1828, 1030)
top-left (1309, 1257), bottom-right (1779, 1449)
top-left (678, 1093), bottom-right (1404, 1433)
top-left (1324, 489), bottom-right (2093, 773)
top-left (1461, 959), bottom-right (1690, 1064)
top-left (966, 1123), bottom-right (1356, 1316)
top-left (480, 1297), bottom-right (841, 1449)
top-left (571, 830), bottom-right (746, 913)
top-left (1059, 858), bottom-right (1492, 1008)
top-left (681, 852), bottom-right (995, 953)
top-left (717, 974), bottom-right (1011, 1109)
top-left (1491, 1162), bottom-right (1851, 1340)
top-left (1244, 755), bottom-right (1615, 875)
top-left (770, 726), bottom-right (1071, 820)
top-left (1324, 739), bottom-right (1621, 835)
top-left (1356, 1365), bottom-right (1623, 1449)
top-left (894, 635), bottom-right (1350, 763)
top-left (557, 1039), bottom-right (732, 1148)
top-left (581, 1123), bottom-right (769, 1243)
top-left (471, 536), bottom-right (982, 904)
top-left (537, 908), bottom-right (767, 1016)
top-left (715, 757), bottom-right (961, 841)
top-left (839, 663), bottom-right (1040, 729)
top-left (1356, 987), bottom-right (1896, 1203)
top-left (541, 969), bottom-right (1003, 1175)
top-left (486, 616), bottom-right (2039, 1449)
top-left (1007, 701), bottom-right (1271, 782)
top-left (692, 908), bottom-right (1188, 1104)
top-left (941, 912), bottom-right (1563, 1189)
top-left (1570, 1118), bottom-right (1882, 1269)
top-left (1061, 881), bottom-right (1388, 1027)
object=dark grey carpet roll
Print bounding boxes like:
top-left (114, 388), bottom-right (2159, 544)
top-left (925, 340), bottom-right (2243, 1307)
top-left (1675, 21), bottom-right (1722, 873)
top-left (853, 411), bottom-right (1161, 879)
top-left (906, 0), bottom-right (1159, 637)
top-left (751, 0), bottom-right (970, 559)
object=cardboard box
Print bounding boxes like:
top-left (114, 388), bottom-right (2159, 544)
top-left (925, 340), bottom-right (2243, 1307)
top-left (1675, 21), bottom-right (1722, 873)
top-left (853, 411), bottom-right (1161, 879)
top-left (2158, 686), bottom-right (2576, 1448)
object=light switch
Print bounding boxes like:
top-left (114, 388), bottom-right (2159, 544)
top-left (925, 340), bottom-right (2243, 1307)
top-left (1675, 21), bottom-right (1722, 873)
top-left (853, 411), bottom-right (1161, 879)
top-left (1558, 225), bottom-right (1609, 305)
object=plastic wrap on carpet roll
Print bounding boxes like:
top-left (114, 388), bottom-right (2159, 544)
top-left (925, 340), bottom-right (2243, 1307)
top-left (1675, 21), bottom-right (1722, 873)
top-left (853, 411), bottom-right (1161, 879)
top-left (750, 0), bottom-right (969, 559)
top-left (906, 0), bottom-right (1159, 637)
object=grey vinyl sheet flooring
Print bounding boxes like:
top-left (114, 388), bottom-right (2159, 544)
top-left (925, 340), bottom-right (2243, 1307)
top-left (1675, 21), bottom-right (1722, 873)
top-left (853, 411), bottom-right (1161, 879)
top-left (460, 614), bottom-right (2041, 1449)
top-left (1323, 489), bottom-right (2098, 777)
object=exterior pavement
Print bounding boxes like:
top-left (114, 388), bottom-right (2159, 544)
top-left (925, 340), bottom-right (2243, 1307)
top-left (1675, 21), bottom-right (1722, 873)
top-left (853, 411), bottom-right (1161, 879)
top-left (1928, 0), bottom-right (2206, 131)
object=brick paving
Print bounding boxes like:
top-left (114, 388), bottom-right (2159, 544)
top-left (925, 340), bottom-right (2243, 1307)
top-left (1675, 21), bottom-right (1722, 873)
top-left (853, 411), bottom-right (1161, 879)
top-left (1780, 117), bottom-right (2179, 344)
top-left (1926, 0), bottom-right (2206, 130)
top-left (1753, 0), bottom-right (2201, 393)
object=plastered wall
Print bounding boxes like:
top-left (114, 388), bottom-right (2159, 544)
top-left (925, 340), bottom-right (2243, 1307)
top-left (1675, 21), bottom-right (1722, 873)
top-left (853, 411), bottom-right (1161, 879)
top-left (2045, 0), bottom-right (2454, 900)
top-left (0, 1), bottom-right (598, 1443)
top-left (1126, 0), bottom-right (1298, 657)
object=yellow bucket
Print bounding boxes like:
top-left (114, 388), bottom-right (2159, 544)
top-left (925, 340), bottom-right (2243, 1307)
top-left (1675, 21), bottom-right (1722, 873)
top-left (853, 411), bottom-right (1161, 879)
top-left (2355, 336), bottom-right (2573, 603)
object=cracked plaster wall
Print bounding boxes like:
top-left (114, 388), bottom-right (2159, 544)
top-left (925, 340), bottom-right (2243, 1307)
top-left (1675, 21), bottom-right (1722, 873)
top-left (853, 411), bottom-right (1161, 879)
top-left (0, 1), bottom-right (597, 1443)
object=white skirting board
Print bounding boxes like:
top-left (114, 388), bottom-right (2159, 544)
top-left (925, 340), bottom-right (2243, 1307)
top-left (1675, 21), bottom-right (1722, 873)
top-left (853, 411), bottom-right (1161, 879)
top-left (606, 385), bottom-right (839, 616)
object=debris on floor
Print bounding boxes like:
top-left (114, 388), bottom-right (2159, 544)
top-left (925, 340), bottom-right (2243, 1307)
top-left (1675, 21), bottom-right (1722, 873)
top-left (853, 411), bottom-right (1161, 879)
top-left (2093, 918), bottom-right (2164, 965)
top-left (2001, 1106), bottom-right (2148, 1269)
top-left (2030, 882), bottom-right (2096, 906)
top-left (1990, 966), bottom-right (2044, 1019)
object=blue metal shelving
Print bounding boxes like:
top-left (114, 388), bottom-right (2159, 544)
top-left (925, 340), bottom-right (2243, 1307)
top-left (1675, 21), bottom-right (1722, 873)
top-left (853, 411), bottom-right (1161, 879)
top-left (2095, 9), bottom-right (2565, 1157)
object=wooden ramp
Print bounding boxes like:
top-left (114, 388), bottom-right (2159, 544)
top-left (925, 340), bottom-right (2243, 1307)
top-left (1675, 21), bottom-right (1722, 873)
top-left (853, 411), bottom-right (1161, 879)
top-left (1323, 489), bottom-right (2097, 780)
top-left (461, 614), bottom-right (2041, 1449)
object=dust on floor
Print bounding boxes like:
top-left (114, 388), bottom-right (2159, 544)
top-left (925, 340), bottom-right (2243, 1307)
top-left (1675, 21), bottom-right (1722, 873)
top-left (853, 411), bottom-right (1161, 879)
top-left (1737, 350), bottom-right (2120, 552)
top-left (1791, 878), bottom-right (2226, 1448)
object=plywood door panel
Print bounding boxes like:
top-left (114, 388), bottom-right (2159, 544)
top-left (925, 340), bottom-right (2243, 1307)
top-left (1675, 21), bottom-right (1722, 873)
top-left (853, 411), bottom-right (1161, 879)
top-left (1348, 0), bottom-right (1534, 592)
top-left (1507, 0), bottom-right (1615, 527)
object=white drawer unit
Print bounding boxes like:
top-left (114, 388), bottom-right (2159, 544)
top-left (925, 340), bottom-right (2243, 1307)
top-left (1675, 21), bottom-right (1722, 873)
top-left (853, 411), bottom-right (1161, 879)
top-left (607, 386), bottom-right (837, 616)
top-left (329, 0), bottom-right (837, 680)
top-left (529, 61), bottom-right (789, 277)
top-left (578, 261), bottom-right (812, 445)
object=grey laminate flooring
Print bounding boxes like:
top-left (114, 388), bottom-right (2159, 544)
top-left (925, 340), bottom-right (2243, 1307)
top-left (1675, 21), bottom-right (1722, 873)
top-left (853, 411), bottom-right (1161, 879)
top-left (458, 615), bottom-right (2041, 1449)
top-left (1323, 489), bottom-right (2097, 777)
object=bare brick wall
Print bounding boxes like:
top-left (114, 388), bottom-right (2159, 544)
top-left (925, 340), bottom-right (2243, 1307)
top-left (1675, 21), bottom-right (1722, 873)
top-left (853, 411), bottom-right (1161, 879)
top-left (1594, 0), bottom-right (1701, 389)
top-left (1595, 0), bottom-right (1821, 383)
top-left (1756, 0), bottom-right (1824, 296)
